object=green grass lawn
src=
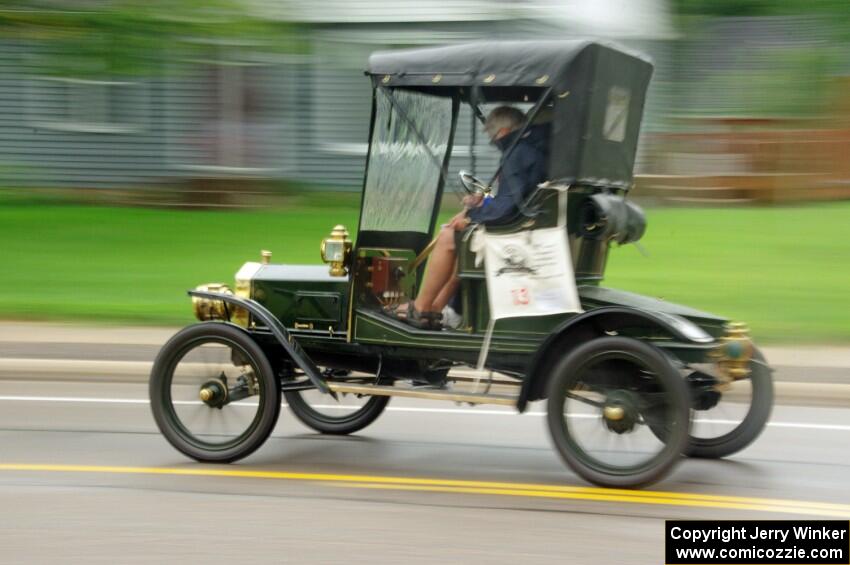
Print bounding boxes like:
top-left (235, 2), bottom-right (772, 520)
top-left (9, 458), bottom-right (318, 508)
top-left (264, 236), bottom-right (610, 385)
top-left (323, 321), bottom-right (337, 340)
top-left (604, 202), bottom-right (850, 344)
top-left (1, 192), bottom-right (848, 343)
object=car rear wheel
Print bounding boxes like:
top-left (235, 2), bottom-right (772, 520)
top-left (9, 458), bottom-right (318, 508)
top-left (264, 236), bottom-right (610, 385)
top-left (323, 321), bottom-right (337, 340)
top-left (686, 349), bottom-right (773, 458)
top-left (150, 322), bottom-right (281, 463)
top-left (546, 337), bottom-right (690, 488)
top-left (284, 382), bottom-right (389, 435)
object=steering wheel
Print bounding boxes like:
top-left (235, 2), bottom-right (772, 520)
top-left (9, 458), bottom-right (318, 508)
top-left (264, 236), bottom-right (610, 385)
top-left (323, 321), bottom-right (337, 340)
top-left (458, 170), bottom-right (490, 196)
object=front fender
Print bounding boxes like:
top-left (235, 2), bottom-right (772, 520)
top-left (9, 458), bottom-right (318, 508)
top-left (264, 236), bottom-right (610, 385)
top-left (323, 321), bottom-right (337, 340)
top-left (188, 290), bottom-right (330, 395)
top-left (517, 306), bottom-right (714, 412)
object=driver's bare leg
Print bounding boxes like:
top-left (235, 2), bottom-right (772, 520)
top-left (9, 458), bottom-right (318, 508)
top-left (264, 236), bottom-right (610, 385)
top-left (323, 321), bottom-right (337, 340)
top-left (413, 227), bottom-right (457, 313)
top-left (431, 266), bottom-right (460, 313)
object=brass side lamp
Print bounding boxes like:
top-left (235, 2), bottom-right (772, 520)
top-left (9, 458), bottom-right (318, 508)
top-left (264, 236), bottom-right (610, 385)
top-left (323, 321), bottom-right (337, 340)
top-left (320, 225), bottom-right (352, 277)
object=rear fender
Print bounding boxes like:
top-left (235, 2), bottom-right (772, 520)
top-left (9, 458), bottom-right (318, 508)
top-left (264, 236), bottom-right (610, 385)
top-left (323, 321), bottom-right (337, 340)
top-left (188, 290), bottom-right (330, 395)
top-left (517, 306), bottom-right (713, 412)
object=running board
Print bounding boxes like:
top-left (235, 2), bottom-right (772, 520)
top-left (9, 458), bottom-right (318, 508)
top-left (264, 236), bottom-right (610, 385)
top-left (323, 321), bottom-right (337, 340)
top-left (447, 374), bottom-right (521, 386)
top-left (327, 383), bottom-right (518, 407)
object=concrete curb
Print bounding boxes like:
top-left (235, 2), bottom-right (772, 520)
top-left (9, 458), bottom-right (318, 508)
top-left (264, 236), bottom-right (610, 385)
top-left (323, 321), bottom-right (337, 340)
top-left (2, 324), bottom-right (850, 368)
top-left (0, 358), bottom-right (151, 383)
top-left (0, 323), bottom-right (176, 346)
top-left (1, 357), bottom-right (848, 408)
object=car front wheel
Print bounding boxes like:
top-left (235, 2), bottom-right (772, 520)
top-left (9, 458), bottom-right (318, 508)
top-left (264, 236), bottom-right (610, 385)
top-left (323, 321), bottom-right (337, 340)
top-left (150, 322), bottom-right (281, 463)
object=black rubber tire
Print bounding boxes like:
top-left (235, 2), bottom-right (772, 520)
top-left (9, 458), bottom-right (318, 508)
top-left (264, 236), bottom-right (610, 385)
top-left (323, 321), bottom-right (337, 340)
top-left (150, 322), bottom-right (281, 463)
top-left (686, 348), bottom-right (773, 458)
top-left (546, 336), bottom-right (691, 489)
top-left (284, 390), bottom-right (389, 435)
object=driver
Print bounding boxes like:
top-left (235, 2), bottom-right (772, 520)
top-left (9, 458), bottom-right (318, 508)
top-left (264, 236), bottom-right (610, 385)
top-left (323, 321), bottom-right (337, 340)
top-left (398, 105), bottom-right (548, 329)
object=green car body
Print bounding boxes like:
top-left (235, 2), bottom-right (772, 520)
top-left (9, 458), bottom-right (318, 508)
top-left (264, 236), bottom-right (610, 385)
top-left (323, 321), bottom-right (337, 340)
top-left (154, 40), bottom-right (771, 489)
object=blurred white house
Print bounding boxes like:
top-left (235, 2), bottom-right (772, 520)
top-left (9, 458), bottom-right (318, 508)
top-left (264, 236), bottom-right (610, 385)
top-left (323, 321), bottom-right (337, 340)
top-left (0, 0), bottom-right (674, 190)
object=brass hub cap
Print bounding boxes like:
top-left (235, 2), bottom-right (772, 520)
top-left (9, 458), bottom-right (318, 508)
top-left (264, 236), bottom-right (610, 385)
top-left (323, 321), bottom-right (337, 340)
top-left (602, 390), bottom-right (639, 434)
top-left (199, 379), bottom-right (227, 407)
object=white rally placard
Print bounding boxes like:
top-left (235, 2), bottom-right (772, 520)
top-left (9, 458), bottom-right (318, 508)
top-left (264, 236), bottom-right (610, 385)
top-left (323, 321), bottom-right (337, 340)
top-left (467, 187), bottom-right (582, 382)
top-left (470, 186), bottom-right (582, 321)
top-left (482, 226), bottom-right (582, 319)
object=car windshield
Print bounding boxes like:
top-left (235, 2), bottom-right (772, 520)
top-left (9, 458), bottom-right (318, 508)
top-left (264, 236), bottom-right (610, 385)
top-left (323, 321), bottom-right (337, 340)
top-left (359, 88), bottom-right (453, 234)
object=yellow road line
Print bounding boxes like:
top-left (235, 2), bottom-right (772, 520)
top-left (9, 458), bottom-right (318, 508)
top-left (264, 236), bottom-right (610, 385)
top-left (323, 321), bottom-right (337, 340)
top-left (335, 483), bottom-right (850, 518)
top-left (1, 463), bottom-right (848, 517)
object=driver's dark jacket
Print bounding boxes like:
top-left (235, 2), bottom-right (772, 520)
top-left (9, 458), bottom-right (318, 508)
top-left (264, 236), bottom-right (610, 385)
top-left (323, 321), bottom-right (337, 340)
top-left (467, 126), bottom-right (548, 225)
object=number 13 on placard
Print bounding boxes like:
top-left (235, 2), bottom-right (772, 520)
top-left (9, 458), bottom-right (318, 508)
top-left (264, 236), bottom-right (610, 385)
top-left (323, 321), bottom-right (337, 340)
top-left (511, 288), bottom-right (530, 305)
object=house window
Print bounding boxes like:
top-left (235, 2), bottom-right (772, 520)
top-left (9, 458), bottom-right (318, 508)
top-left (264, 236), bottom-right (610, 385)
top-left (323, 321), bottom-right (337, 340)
top-left (166, 47), bottom-right (295, 174)
top-left (27, 76), bottom-right (149, 134)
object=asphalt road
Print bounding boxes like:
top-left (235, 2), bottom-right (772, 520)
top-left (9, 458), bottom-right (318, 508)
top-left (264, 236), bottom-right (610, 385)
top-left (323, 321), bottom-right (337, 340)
top-left (1, 325), bottom-right (849, 563)
top-left (1, 376), bottom-right (849, 564)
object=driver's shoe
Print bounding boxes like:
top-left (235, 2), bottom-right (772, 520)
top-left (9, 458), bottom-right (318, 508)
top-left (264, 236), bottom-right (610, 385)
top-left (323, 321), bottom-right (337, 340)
top-left (394, 302), bottom-right (443, 331)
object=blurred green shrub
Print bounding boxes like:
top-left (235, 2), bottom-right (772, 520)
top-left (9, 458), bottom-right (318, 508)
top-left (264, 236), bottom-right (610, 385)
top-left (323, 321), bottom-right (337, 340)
top-left (671, 0), bottom-right (850, 41)
top-left (693, 47), bottom-right (840, 117)
top-left (0, 1), bottom-right (299, 79)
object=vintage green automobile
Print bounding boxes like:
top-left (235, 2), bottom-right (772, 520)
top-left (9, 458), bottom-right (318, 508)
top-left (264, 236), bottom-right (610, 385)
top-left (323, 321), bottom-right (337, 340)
top-left (150, 41), bottom-right (773, 488)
